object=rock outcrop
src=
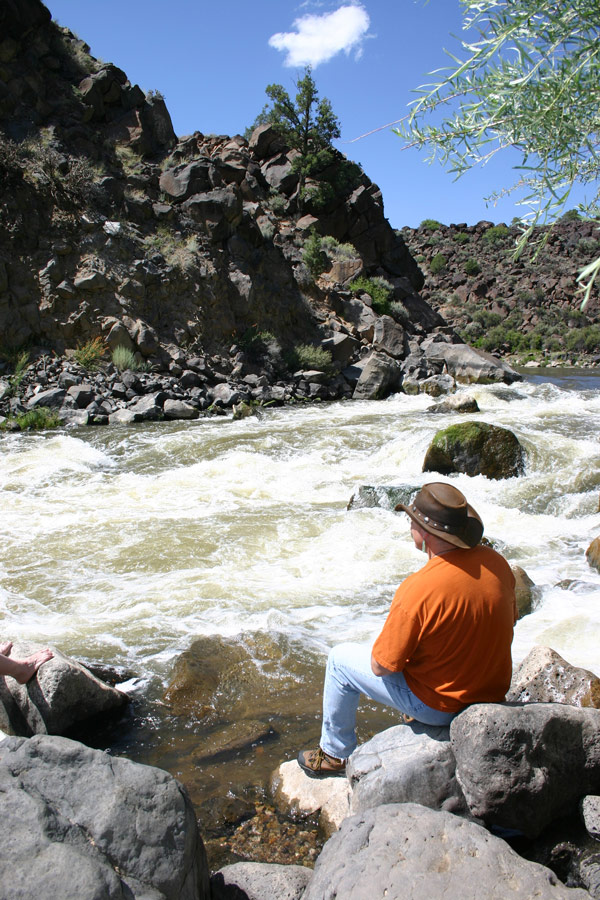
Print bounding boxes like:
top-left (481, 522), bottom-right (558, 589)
top-left (0, 0), bottom-right (522, 427)
top-left (401, 218), bottom-right (600, 367)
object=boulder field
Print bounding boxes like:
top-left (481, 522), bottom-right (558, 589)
top-left (3, 640), bottom-right (600, 898)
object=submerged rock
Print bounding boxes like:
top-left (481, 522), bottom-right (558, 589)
top-left (423, 420), bottom-right (526, 479)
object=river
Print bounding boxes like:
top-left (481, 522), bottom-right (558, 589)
top-left (1, 368), bottom-right (600, 849)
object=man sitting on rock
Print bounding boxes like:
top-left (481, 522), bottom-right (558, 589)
top-left (299, 482), bottom-right (517, 777)
top-left (0, 641), bottom-right (53, 683)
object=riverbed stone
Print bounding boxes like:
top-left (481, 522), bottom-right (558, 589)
top-left (0, 644), bottom-right (128, 737)
top-left (0, 734), bottom-right (209, 900)
top-left (303, 803), bottom-right (588, 900)
top-left (346, 722), bottom-right (465, 816)
top-left (506, 646), bottom-right (600, 707)
top-left (346, 483), bottom-right (419, 511)
top-left (450, 702), bottom-right (600, 837)
top-left (427, 393), bottom-right (479, 414)
top-left (210, 862), bottom-right (311, 900)
top-left (423, 420), bottom-right (526, 479)
top-left (270, 760), bottom-right (351, 836)
top-left (586, 537), bottom-right (600, 572)
top-left (512, 565), bottom-right (536, 618)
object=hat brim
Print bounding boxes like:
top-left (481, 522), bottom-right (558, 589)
top-left (395, 501), bottom-right (484, 549)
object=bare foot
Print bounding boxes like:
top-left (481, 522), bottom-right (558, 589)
top-left (0, 641), bottom-right (13, 656)
top-left (13, 648), bottom-right (54, 684)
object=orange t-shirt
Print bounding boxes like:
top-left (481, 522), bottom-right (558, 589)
top-left (371, 545), bottom-right (517, 712)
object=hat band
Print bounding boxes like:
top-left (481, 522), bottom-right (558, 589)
top-left (410, 503), bottom-right (464, 534)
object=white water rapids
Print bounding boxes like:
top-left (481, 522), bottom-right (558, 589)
top-left (2, 369), bottom-right (600, 692)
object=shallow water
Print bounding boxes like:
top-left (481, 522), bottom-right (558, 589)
top-left (2, 369), bottom-right (600, 835)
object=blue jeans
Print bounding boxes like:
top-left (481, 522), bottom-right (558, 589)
top-left (320, 642), bottom-right (457, 760)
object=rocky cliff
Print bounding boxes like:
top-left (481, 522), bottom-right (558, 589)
top-left (400, 218), bottom-right (600, 366)
top-left (0, 0), bottom-right (520, 424)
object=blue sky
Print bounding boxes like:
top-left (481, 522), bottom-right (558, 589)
top-left (45, 0), bottom-right (584, 229)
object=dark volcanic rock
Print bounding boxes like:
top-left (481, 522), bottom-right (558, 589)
top-left (450, 702), bottom-right (600, 838)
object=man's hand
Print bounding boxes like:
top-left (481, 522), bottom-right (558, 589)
top-left (371, 653), bottom-right (396, 677)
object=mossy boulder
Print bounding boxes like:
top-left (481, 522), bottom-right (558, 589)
top-left (423, 421), bottom-right (525, 480)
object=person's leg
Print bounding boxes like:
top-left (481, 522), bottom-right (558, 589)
top-left (319, 642), bottom-right (455, 760)
top-left (0, 641), bottom-right (12, 656)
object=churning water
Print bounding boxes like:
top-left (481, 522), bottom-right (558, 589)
top-left (1, 369), bottom-right (600, 804)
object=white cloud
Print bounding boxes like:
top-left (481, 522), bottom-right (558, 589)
top-left (269, 4), bottom-right (371, 68)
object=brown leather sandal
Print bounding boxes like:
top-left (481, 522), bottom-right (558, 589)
top-left (297, 747), bottom-right (346, 778)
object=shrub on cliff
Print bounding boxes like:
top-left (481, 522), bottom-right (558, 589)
top-left (350, 276), bottom-right (394, 315)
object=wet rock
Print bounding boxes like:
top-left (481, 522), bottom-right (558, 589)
top-left (427, 393), bottom-right (479, 413)
top-left (506, 646), bottom-right (600, 707)
top-left (347, 722), bottom-right (465, 817)
top-left (419, 373), bottom-right (456, 396)
top-left (210, 862), bottom-right (311, 900)
top-left (586, 537), bottom-right (600, 572)
top-left (512, 565), bottom-right (536, 618)
top-left (0, 644), bottom-right (128, 737)
top-left (347, 483), bottom-right (419, 511)
top-left (0, 734), bottom-right (209, 900)
top-left (450, 702), bottom-right (600, 837)
top-left (303, 803), bottom-right (589, 900)
top-left (194, 720), bottom-right (277, 763)
top-left (271, 760), bottom-right (350, 836)
top-left (423, 420), bottom-right (526, 479)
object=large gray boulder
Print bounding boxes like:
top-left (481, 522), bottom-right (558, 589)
top-left (210, 862), bottom-right (311, 900)
top-left (0, 645), bottom-right (128, 736)
top-left (507, 646), bottom-right (600, 707)
top-left (422, 339), bottom-right (521, 384)
top-left (0, 734), bottom-right (209, 899)
top-left (352, 352), bottom-right (402, 400)
top-left (423, 420), bottom-right (526, 479)
top-left (303, 803), bottom-right (589, 900)
top-left (347, 722), bottom-right (465, 816)
top-left (451, 703), bottom-right (600, 837)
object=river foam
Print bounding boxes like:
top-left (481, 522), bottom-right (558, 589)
top-left (1, 371), bottom-right (599, 678)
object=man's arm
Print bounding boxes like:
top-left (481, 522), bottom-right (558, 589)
top-left (370, 652), bottom-right (396, 677)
